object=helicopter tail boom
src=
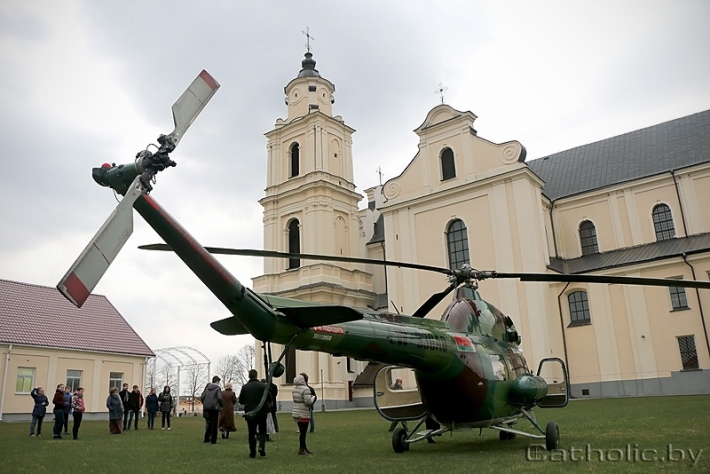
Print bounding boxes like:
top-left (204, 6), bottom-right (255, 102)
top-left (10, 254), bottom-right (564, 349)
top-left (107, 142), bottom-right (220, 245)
top-left (133, 194), bottom-right (284, 342)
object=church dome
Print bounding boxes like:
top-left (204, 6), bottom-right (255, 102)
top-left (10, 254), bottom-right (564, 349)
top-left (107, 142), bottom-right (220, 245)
top-left (297, 52), bottom-right (320, 78)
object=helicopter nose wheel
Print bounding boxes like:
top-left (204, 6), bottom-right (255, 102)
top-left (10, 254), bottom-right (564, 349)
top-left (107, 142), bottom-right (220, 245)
top-left (392, 426), bottom-right (410, 453)
top-left (545, 421), bottom-right (560, 451)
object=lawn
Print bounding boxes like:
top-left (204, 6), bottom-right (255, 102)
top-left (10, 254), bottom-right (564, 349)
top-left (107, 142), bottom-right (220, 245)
top-left (1, 395), bottom-right (708, 473)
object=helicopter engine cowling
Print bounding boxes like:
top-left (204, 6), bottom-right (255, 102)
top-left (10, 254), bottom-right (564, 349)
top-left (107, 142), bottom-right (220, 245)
top-left (510, 374), bottom-right (548, 405)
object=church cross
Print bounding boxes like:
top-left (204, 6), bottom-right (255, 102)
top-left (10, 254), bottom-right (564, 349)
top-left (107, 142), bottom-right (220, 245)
top-left (302, 27), bottom-right (315, 53)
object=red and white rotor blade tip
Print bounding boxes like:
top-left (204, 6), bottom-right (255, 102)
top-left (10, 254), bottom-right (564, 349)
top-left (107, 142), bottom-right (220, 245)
top-left (57, 178), bottom-right (144, 307)
top-left (169, 70), bottom-right (220, 146)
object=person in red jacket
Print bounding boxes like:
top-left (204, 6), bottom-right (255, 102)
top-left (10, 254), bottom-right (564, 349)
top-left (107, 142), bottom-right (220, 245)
top-left (51, 384), bottom-right (66, 439)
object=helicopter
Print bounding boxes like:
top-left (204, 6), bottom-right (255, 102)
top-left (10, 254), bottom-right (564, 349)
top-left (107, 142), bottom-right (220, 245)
top-left (57, 70), bottom-right (710, 454)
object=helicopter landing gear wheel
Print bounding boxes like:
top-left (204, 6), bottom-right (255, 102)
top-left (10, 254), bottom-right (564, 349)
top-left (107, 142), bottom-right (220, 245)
top-left (499, 430), bottom-right (516, 441)
top-left (392, 426), bottom-right (409, 453)
top-left (545, 421), bottom-right (560, 451)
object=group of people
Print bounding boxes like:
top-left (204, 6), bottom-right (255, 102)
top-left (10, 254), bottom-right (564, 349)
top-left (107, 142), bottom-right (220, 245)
top-left (197, 369), bottom-right (317, 458)
top-left (29, 384), bottom-right (85, 440)
top-left (106, 384), bottom-right (174, 434)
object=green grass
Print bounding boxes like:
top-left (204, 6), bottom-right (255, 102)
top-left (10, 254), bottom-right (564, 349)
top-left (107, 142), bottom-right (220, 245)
top-left (1, 395), bottom-right (708, 473)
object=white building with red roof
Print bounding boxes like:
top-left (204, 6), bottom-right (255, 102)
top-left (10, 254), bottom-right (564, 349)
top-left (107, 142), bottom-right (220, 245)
top-left (0, 279), bottom-right (154, 421)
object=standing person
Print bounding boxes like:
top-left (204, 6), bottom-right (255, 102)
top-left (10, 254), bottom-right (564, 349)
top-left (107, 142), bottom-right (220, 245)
top-left (387, 378), bottom-right (408, 432)
top-left (127, 385), bottom-right (143, 430)
top-left (259, 379), bottom-right (277, 442)
top-left (239, 369), bottom-right (268, 458)
top-left (62, 385), bottom-right (72, 435)
top-left (200, 376), bottom-right (223, 445)
top-left (292, 373), bottom-right (315, 455)
top-left (71, 387), bottom-right (85, 440)
top-left (118, 383), bottom-right (131, 431)
top-left (303, 373), bottom-right (317, 433)
top-left (158, 386), bottom-right (174, 430)
top-left (145, 387), bottom-right (159, 430)
top-left (29, 387), bottom-right (49, 437)
top-left (52, 384), bottom-right (66, 439)
top-left (268, 380), bottom-right (279, 434)
top-left (106, 387), bottom-right (123, 434)
top-left (218, 382), bottom-right (238, 439)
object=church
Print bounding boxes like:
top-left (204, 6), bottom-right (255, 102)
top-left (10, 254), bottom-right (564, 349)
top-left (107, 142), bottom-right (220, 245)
top-left (255, 50), bottom-right (710, 410)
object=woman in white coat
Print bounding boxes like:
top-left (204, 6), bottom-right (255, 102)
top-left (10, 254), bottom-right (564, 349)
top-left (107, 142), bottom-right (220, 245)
top-left (291, 373), bottom-right (315, 455)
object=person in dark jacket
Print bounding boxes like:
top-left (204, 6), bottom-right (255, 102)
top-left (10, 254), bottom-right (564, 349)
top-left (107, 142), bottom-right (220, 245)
top-left (268, 380), bottom-right (279, 434)
top-left (71, 388), bottom-right (85, 440)
top-left (127, 385), bottom-right (143, 430)
top-left (239, 369), bottom-right (269, 458)
top-left (52, 384), bottom-right (66, 439)
top-left (30, 387), bottom-right (49, 437)
top-left (62, 386), bottom-right (72, 435)
top-left (200, 376), bottom-right (223, 444)
top-left (158, 386), bottom-right (174, 430)
top-left (145, 387), bottom-right (159, 430)
top-left (106, 387), bottom-right (123, 434)
top-left (118, 383), bottom-right (131, 431)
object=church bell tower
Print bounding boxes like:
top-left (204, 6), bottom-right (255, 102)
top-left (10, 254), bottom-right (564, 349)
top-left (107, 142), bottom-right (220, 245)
top-left (252, 51), bottom-right (374, 308)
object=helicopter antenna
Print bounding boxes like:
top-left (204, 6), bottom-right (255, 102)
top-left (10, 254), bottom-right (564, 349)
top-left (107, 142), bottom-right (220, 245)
top-left (390, 301), bottom-right (400, 315)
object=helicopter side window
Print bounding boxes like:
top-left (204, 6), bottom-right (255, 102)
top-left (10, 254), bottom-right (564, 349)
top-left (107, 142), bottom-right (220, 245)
top-left (489, 354), bottom-right (508, 381)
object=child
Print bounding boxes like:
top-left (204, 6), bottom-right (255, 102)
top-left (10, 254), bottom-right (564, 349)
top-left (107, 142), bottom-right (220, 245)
top-left (30, 387), bottom-right (49, 437)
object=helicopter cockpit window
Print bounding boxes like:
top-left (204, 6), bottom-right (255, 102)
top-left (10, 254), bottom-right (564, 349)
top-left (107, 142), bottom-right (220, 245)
top-left (489, 355), bottom-right (508, 381)
top-left (446, 219), bottom-right (469, 271)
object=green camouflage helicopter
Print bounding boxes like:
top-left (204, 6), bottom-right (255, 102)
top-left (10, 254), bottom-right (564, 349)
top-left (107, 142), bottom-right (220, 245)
top-left (57, 71), bottom-right (710, 453)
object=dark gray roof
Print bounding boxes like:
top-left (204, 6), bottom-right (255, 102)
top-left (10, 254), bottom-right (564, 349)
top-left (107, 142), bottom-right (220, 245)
top-left (527, 110), bottom-right (710, 200)
top-left (297, 52), bottom-right (320, 78)
top-left (368, 214), bottom-right (385, 244)
top-left (548, 233), bottom-right (710, 274)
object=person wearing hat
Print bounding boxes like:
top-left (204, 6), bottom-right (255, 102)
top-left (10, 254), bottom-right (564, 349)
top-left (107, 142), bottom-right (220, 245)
top-left (200, 375), bottom-right (224, 444)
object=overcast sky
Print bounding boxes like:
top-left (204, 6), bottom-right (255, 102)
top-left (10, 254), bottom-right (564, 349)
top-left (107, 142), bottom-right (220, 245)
top-left (1, 1), bottom-right (709, 370)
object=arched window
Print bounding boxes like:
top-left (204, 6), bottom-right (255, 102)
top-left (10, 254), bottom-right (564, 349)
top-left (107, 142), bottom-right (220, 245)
top-left (579, 220), bottom-right (599, 255)
top-left (285, 346), bottom-right (297, 383)
top-left (652, 204), bottom-right (675, 241)
top-left (446, 219), bottom-right (469, 270)
top-left (441, 147), bottom-right (456, 181)
top-left (290, 143), bottom-right (300, 178)
top-left (568, 291), bottom-right (591, 327)
top-left (287, 219), bottom-right (300, 269)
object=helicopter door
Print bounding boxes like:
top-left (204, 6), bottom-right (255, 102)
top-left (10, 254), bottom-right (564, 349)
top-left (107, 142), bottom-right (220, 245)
top-left (374, 366), bottom-right (427, 421)
top-left (535, 357), bottom-right (570, 408)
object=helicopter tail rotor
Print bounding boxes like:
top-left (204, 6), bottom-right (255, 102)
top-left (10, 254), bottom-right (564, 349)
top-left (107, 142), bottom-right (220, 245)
top-left (57, 71), bottom-right (220, 307)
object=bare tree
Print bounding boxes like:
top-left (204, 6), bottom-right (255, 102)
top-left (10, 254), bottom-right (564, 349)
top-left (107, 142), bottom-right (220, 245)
top-left (184, 363), bottom-right (208, 413)
top-left (214, 344), bottom-right (257, 392)
top-left (158, 361), bottom-right (176, 394)
top-left (215, 355), bottom-right (240, 386)
top-left (145, 358), bottom-right (158, 393)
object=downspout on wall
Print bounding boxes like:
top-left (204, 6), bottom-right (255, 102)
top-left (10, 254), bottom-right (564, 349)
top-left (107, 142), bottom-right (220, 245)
top-left (0, 344), bottom-right (12, 421)
top-left (682, 253), bottom-right (710, 362)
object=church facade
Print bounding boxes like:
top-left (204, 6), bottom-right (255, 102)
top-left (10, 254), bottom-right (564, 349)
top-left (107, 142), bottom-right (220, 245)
top-left (255, 52), bottom-right (710, 409)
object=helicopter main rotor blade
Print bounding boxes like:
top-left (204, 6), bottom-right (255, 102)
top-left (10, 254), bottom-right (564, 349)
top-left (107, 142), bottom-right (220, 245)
top-left (411, 282), bottom-right (457, 318)
top-left (488, 272), bottom-right (710, 289)
top-left (138, 244), bottom-right (454, 275)
top-left (167, 70), bottom-right (220, 147)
